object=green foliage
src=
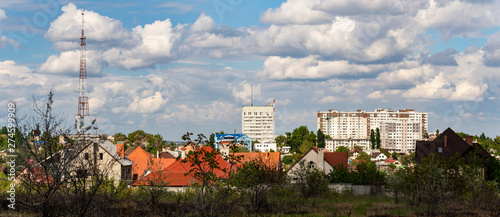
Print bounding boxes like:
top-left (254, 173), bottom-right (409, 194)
top-left (355, 151), bottom-right (371, 163)
top-left (391, 151), bottom-right (398, 159)
top-left (317, 129), bottom-right (325, 149)
top-left (113, 132), bottom-right (126, 143)
top-left (275, 135), bottom-right (286, 152)
top-left (127, 130), bottom-right (147, 143)
top-left (370, 129), bottom-right (376, 149)
top-left (389, 152), bottom-right (499, 216)
top-left (293, 160), bottom-right (330, 198)
top-left (298, 140), bottom-right (315, 154)
top-left (375, 128), bottom-right (381, 149)
top-left (286, 126), bottom-right (317, 153)
top-left (335, 146), bottom-right (350, 153)
top-left (328, 161), bottom-right (385, 185)
top-left (282, 155), bottom-right (293, 165)
top-left (208, 133), bottom-right (215, 148)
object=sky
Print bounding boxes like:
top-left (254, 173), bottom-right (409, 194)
top-left (1, 0), bottom-right (500, 140)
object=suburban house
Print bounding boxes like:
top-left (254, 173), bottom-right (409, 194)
top-left (73, 140), bottom-right (134, 182)
top-left (287, 147), bottom-right (348, 178)
top-left (415, 128), bottom-right (492, 173)
top-left (370, 152), bottom-right (388, 162)
top-left (126, 146), bottom-right (175, 181)
top-left (349, 148), bottom-right (363, 159)
top-left (19, 140), bottom-right (133, 184)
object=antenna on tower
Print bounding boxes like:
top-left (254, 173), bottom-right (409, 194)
top-left (76, 4), bottom-right (90, 134)
top-left (251, 85), bottom-right (253, 106)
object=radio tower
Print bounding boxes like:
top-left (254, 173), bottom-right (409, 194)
top-left (76, 6), bottom-right (89, 134)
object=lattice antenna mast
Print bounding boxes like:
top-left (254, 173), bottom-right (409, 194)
top-left (76, 5), bottom-right (90, 134)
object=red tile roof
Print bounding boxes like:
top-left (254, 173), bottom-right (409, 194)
top-left (134, 146), bottom-right (232, 186)
top-left (127, 146), bottom-right (175, 179)
top-left (233, 152), bottom-right (281, 169)
top-left (324, 152), bottom-right (348, 168)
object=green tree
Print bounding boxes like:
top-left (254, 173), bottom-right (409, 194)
top-left (113, 132), bottom-right (126, 143)
top-left (306, 131), bottom-right (317, 145)
top-left (423, 130), bottom-right (429, 139)
top-left (370, 129), bottom-right (376, 149)
top-left (128, 130), bottom-right (147, 143)
top-left (435, 129), bottom-right (440, 137)
top-left (275, 135), bottom-right (286, 152)
top-left (355, 152), bottom-right (371, 163)
top-left (231, 159), bottom-right (285, 213)
top-left (298, 140), bottom-right (314, 154)
top-left (335, 146), bottom-right (350, 153)
top-left (317, 129), bottom-right (325, 149)
top-left (208, 133), bottom-right (215, 148)
top-left (376, 128), bottom-right (381, 149)
top-left (391, 151), bottom-right (398, 159)
top-left (282, 155), bottom-right (293, 165)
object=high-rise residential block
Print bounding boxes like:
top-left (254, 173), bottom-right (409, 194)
top-left (318, 109), bottom-right (428, 153)
top-left (242, 104), bottom-right (275, 144)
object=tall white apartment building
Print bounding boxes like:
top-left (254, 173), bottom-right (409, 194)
top-left (317, 109), bottom-right (428, 153)
top-left (242, 104), bottom-right (275, 144)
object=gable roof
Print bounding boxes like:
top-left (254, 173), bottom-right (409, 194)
top-left (324, 152), bottom-right (348, 168)
top-left (415, 128), bottom-right (492, 163)
top-left (159, 152), bottom-right (175, 159)
top-left (350, 148), bottom-right (362, 154)
top-left (98, 140), bottom-right (133, 166)
top-left (287, 147), bottom-right (348, 173)
top-left (127, 146), bottom-right (175, 178)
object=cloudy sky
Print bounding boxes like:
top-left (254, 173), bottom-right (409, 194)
top-left (1, 0), bottom-right (500, 140)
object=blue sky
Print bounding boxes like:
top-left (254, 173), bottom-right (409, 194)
top-left (1, 0), bottom-right (500, 140)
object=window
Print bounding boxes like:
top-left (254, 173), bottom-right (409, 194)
top-left (99, 153), bottom-right (103, 160)
top-left (133, 174), bottom-right (138, 180)
top-left (308, 161), bottom-right (316, 169)
top-left (438, 147), bottom-right (443, 153)
top-left (84, 153), bottom-right (89, 160)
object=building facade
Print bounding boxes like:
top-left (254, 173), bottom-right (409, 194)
top-left (215, 134), bottom-right (252, 151)
top-left (318, 109), bottom-right (428, 153)
top-left (242, 104), bottom-right (275, 144)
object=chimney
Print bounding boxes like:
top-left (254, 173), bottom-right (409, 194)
top-left (464, 136), bottom-right (473, 146)
top-left (265, 149), bottom-right (269, 159)
top-left (444, 135), bottom-right (448, 148)
top-left (157, 150), bottom-right (160, 159)
top-left (117, 142), bottom-right (125, 159)
top-left (318, 148), bottom-right (324, 171)
top-left (181, 148), bottom-right (186, 159)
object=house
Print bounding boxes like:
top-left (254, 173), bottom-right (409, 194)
top-left (133, 146), bottom-right (232, 187)
top-left (215, 134), bottom-right (252, 151)
top-left (287, 147), bottom-right (348, 178)
top-left (19, 140), bottom-right (133, 184)
top-left (415, 128), bottom-right (492, 167)
top-left (74, 140), bottom-right (134, 182)
top-left (349, 148), bottom-right (363, 159)
top-left (254, 143), bottom-right (277, 152)
top-left (126, 146), bottom-right (175, 181)
top-left (370, 152), bottom-right (387, 162)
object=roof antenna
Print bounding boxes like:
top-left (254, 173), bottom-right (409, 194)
top-left (251, 84), bottom-right (253, 106)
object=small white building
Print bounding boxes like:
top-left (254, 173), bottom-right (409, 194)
top-left (370, 152), bottom-right (387, 162)
top-left (254, 143), bottom-right (277, 152)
